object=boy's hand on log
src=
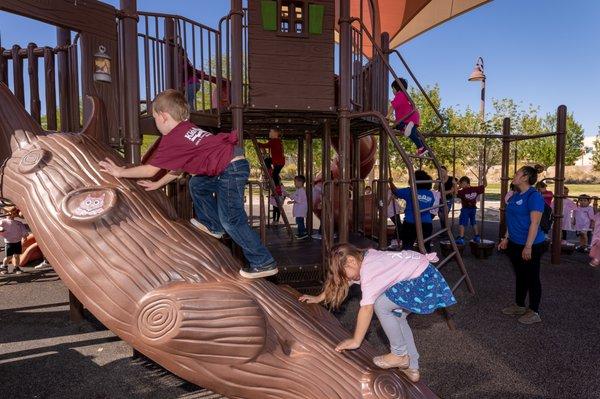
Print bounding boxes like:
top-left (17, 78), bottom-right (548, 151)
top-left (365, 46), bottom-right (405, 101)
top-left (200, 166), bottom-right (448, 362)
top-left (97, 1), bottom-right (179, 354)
top-left (335, 338), bottom-right (361, 352)
top-left (138, 180), bottom-right (161, 191)
top-left (99, 158), bottom-right (125, 178)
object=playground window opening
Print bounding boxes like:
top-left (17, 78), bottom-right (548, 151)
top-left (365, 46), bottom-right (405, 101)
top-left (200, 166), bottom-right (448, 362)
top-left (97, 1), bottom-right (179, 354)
top-left (279, 0), bottom-right (306, 36)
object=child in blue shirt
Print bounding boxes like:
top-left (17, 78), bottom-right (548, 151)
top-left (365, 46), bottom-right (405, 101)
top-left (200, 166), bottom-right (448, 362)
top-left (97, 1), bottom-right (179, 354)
top-left (389, 170), bottom-right (436, 252)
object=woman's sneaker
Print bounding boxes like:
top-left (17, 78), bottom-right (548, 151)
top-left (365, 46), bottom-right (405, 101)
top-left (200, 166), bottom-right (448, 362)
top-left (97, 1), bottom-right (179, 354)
top-left (239, 262), bottom-right (278, 279)
top-left (518, 310), bottom-right (542, 325)
top-left (189, 218), bottom-right (224, 239)
top-left (501, 304), bottom-right (527, 316)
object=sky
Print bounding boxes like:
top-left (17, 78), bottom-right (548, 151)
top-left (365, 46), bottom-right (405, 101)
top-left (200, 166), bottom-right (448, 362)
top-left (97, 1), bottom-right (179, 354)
top-left (1, 0), bottom-right (599, 136)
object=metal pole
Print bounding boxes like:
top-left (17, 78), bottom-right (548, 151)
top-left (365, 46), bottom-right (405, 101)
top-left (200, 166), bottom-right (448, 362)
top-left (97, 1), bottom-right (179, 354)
top-left (499, 118), bottom-right (511, 240)
top-left (551, 106), bottom-right (567, 264)
top-left (322, 121), bottom-right (332, 271)
top-left (120, 0), bottom-right (141, 164)
top-left (231, 0), bottom-right (244, 148)
top-left (306, 132), bottom-right (314, 236)
top-left (298, 137), bottom-right (305, 176)
top-left (56, 28), bottom-right (71, 131)
top-left (338, 0), bottom-right (352, 244)
top-left (377, 32), bottom-right (390, 248)
top-left (352, 136), bottom-right (360, 234)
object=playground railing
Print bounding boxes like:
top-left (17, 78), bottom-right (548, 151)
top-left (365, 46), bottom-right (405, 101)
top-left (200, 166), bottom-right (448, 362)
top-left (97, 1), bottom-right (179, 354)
top-left (0, 40), bottom-right (80, 132)
top-left (137, 11), bottom-right (224, 116)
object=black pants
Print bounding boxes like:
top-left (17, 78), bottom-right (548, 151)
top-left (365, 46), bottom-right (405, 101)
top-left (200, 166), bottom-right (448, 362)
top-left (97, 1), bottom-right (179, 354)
top-left (401, 222), bottom-right (433, 252)
top-left (273, 164), bottom-right (284, 186)
top-left (390, 214), bottom-right (402, 240)
top-left (272, 206), bottom-right (280, 222)
top-left (438, 200), bottom-right (452, 237)
top-left (507, 241), bottom-right (545, 313)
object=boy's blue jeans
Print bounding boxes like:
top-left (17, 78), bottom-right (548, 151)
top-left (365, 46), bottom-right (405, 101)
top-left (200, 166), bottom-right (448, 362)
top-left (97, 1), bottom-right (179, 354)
top-left (188, 159), bottom-right (275, 268)
top-left (296, 217), bottom-right (306, 236)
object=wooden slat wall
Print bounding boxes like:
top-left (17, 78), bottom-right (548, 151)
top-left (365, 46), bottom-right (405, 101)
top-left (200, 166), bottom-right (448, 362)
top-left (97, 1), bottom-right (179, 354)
top-left (248, 0), bottom-right (335, 111)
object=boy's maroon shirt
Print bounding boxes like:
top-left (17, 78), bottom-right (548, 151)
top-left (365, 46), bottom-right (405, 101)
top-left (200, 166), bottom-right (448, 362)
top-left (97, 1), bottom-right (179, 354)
top-left (149, 121), bottom-right (237, 176)
top-left (457, 185), bottom-right (485, 208)
top-left (258, 138), bottom-right (285, 165)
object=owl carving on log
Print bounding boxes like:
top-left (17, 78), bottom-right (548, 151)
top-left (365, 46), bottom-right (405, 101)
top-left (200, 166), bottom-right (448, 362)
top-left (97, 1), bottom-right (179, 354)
top-left (0, 83), bottom-right (438, 399)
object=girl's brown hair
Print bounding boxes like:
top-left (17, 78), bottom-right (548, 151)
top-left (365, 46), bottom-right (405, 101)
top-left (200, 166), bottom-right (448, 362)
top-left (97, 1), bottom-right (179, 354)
top-left (322, 243), bottom-right (367, 308)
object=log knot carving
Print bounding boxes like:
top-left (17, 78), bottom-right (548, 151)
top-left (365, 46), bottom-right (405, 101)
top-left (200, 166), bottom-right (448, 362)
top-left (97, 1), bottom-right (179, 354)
top-left (137, 297), bottom-right (180, 341)
top-left (362, 371), bottom-right (408, 399)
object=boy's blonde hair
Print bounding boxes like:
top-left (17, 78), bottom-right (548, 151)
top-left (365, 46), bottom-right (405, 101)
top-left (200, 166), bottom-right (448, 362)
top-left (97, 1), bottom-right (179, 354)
top-left (322, 243), bottom-right (367, 308)
top-left (152, 89), bottom-right (190, 122)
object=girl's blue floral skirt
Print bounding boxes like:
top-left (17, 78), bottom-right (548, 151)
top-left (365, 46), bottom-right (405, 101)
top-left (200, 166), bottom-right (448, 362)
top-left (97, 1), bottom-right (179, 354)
top-left (385, 264), bottom-right (456, 314)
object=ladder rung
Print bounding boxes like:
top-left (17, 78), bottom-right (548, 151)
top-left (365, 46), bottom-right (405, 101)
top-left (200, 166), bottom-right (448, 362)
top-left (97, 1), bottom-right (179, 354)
top-left (423, 227), bottom-right (448, 243)
top-left (451, 274), bottom-right (467, 292)
top-left (415, 179), bottom-right (441, 184)
top-left (436, 251), bottom-right (456, 270)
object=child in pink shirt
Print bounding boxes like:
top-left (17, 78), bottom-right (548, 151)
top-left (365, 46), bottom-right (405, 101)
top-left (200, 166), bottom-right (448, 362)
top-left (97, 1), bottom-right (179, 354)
top-left (589, 211), bottom-right (600, 267)
top-left (561, 186), bottom-right (576, 242)
top-left (389, 78), bottom-right (427, 157)
top-left (299, 243), bottom-right (455, 383)
top-left (573, 194), bottom-right (594, 251)
top-left (0, 206), bottom-right (29, 275)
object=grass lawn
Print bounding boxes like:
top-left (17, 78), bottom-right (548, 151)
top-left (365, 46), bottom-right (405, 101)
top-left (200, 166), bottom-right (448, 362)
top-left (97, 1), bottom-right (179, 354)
top-left (486, 183), bottom-right (600, 198)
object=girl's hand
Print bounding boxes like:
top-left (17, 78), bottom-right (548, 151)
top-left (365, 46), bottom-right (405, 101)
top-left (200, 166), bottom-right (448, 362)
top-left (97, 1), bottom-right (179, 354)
top-left (137, 180), bottom-right (161, 191)
top-left (335, 338), bottom-right (361, 352)
top-left (99, 158), bottom-right (124, 178)
top-left (522, 246), bottom-right (532, 261)
top-left (298, 294), bottom-right (322, 304)
top-left (498, 238), bottom-right (508, 251)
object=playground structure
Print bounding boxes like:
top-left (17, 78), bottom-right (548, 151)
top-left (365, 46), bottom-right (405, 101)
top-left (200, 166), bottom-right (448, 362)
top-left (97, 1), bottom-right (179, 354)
top-left (0, 0), bottom-right (571, 398)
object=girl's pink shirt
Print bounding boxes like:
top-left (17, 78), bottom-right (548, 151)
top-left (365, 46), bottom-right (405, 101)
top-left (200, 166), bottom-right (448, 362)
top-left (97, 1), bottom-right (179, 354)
top-left (358, 249), bottom-right (437, 306)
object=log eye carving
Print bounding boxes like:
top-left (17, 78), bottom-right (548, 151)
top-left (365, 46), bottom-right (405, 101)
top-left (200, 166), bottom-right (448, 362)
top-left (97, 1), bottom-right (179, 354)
top-left (18, 149), bottom-right (49, 173)
top-left (60, 187), bottom-right (117, 223)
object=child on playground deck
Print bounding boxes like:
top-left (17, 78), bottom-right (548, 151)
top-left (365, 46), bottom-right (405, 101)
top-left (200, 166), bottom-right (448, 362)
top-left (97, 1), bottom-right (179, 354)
top-left (99, 89), bottom-right (277, 279)
top-left (298, 243), bottom-right (456, 383)
top-left (572, 194), bottom-right (594, 252)
top-left (0, 206), bottom-right (29, 275)
top-left (269, 184), bottom-right (287, 225)
top-left (257, 128), bottom-right (285, 185)
top-left (389, 78), bottom-right (427, 157)
top-left (561, 186), bottom-right (576, 242)
top-left (456, 176), bottom-right (487, 245)
top-left (288, 175), bottom-right (308, 239)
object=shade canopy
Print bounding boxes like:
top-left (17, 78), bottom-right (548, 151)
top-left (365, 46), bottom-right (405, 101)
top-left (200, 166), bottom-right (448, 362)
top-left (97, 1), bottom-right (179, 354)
top-left (335, 0), bottom-right (492, 56)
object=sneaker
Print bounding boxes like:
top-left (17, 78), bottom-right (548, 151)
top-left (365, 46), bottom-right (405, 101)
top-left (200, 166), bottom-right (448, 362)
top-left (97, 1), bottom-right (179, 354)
top-left (403, 121), bottom-right (414, 138)
top-left (0, 266), bottom-right (7, 275)
top-left (416, 147), bottom-right (428, 157)
top-left (34, 260), bottom-right (51, 270)
top-left (189, 218), bottom-right (224, 239)
top-left (13, 267), bottom-right (23, 275)
top-left (295, 233), bottom-right (309, 240)
top-left (501, 304), bottom-right (527, 316)
top-left (473, 235), bottom-right (481, 243)
top-left (518, 310), bottom-right (542, 325)
top-left (311, 233), bottom-right (323, 240)
top-left (239, 262), bottom-right (279, 279)
top-left (455, 237), bottom-right (465, 246)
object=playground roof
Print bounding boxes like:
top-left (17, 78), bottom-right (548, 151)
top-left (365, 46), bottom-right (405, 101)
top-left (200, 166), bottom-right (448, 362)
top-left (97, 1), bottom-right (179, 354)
top-left (336, 0), bottom-right (491, 56)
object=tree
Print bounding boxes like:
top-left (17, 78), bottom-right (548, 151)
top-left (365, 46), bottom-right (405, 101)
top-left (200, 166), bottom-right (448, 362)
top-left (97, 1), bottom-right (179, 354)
top-left (592, 128), bottom-right (600, 171)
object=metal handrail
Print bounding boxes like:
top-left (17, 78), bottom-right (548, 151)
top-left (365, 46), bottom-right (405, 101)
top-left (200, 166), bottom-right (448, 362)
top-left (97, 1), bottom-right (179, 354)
top-left (138, 11), bottom-right (220, 34)
top-left (348, 17), bottom-right (445, 133)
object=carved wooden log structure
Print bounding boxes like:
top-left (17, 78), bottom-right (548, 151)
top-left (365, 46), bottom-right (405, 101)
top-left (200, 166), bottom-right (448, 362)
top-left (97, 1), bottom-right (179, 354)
top-left (0, 83), bottom-right (437, 399)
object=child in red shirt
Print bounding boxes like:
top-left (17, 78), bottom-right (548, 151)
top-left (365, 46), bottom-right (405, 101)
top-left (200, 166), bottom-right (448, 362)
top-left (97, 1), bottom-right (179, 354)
top-left (456, 176), bottom-right (487, 245)
top-left (535, 181), bottom-right (553, 207)
top-left (99, 89), bottom-right (277, 279)
top-left (389, 78), bottom-right (427, 157)
top-left (257, 128), bottom-right (285, 185)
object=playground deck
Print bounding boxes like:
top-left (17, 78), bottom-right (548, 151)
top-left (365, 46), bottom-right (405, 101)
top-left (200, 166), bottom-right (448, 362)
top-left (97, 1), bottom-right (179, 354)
top-left (1, 221), bottom-right (599, 399)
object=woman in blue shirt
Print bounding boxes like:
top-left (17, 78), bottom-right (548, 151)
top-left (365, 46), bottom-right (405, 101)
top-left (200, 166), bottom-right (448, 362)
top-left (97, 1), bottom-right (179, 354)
top-left (498, 165), bottom-right (545, 325)
top-left (389, 170), bottom-right (435, 252)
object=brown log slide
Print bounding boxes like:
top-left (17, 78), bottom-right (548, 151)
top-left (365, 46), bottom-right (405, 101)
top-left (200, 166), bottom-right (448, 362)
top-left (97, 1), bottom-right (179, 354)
top-left (0, 83), bottom-right (437, 399)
